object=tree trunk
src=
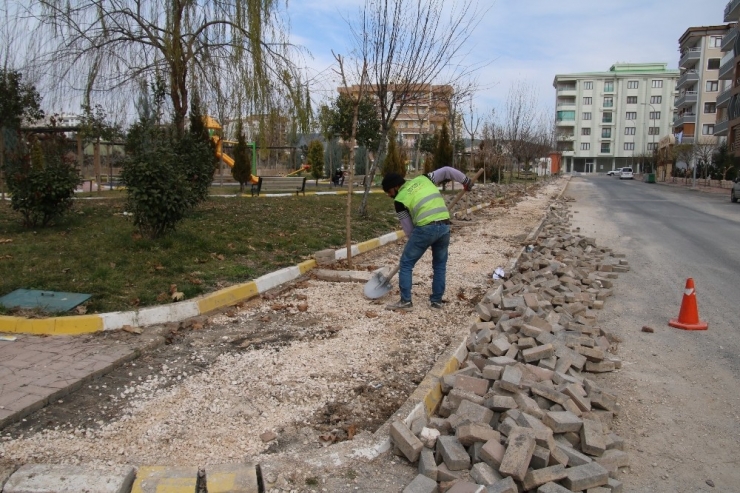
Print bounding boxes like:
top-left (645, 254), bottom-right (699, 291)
top-left (359, 134), bottom-right (388, 218)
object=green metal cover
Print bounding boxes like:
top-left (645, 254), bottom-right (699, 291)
top-left (0, 289), bottom-right (91, 312)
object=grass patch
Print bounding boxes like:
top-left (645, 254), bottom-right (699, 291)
top-left (0, 194), bottom-right (398, 314)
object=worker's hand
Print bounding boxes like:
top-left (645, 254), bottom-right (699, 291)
top-left (463, 177), bottom-right (474, 192)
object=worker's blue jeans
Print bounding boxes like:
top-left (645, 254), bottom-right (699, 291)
top-left (399, 222), bottom-right (451, 303)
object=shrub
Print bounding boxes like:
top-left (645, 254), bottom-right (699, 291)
top-left (3, 132), bottom-right (80, 228)
top-left (307, 139), bottom-right (324, 183)
top-left (231, 122), bottom-right (252, 192)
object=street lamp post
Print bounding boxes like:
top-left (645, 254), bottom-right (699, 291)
top-left (641, 103), bottom-right (657, 174)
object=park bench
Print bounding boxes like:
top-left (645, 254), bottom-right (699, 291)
top-left (251, 176), bottom-right (307, 197)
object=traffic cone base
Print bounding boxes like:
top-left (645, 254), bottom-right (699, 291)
top-left (669, 278), bottom-right (708, 331)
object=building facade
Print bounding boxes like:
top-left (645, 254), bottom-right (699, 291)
top-left (338, 83), bottom-right (452, 148)
top-left (720, 1), bottom-right (740, 154)
top-left (553, 63), bottom-right (679, 174)
top-left (675, 25), bottom-right (732, 146)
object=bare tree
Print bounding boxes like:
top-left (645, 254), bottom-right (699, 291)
top-left (501, 80), bottom-right (540, 180)
top-left (346, 0), bottom-right (483, 217)
top-left (461, 90), bottom-right (482, 176)
top-left (24, 0), bottom-right (307, 134)
top-left (694, 137), bottom-right (719, 183)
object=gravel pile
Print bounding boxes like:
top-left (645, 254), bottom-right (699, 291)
top-left (0, 178), bottom-right (567, 489)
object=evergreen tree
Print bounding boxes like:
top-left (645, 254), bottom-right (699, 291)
top-left (232, 122), bottom-right (252, 193)
top-left (382, 128), bottom-right (406, 177)
top-left (433, 121), bottom-right (453, 170)
top-left (307, 140), bottom-right (324, 184)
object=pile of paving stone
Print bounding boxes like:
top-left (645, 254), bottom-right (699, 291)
top-left (391, 199), bottom-right (629, 493)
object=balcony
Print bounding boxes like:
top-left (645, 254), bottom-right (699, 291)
top-left (556, 119), bottom-right (575, 126)
top-left (675, 91), bottom-right (698, 108)
top-left (679, 47), bottom-right (701, 69)
top-left (725, 0), bottom-right (740, 22)
top-left (715, 117), bottom-right (730, 136)
top-left (561, 150), bottom-right (575, 157)
top-left (719, 55), bottom-right (735, 81)
top-left (557, 86), bottom-right (577, 94)
top-left (673, 113), bottom-right (697, 127)
top-left (717, 87), bottom-right (733, 108)
top-left (722, 25), bottom-right (739, 51)
top-left (677, 70), bottom-right (699, 90)
top-left (556, 134), bottom-right (575, 141)
top-left (680, 136), bottom-right (695, 144)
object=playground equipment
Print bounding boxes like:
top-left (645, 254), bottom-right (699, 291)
top-left (286, 164), bottom-right (311, 176)
top-left (203, 116), bottom-right (258, 184)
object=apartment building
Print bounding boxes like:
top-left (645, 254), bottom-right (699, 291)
top-left (674, 25), bottom-right (732, 146)
top-left (719, 1), bottom-right (740, 154)
top-left (553, 63), bottom-right (679, 174)
top-left (338, 83), bottom-right (452, 148)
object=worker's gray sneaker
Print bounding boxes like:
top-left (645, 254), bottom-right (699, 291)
top-left (386, 299), bottom-right (413, 311)
top-left (429, 300), bottom-right (446, 309)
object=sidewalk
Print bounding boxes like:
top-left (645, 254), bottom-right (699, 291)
top-left (0, 331), bottom-right (163, 430)
top-left (643, 175), bottom-right (733, 196)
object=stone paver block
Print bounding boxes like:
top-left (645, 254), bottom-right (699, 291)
top-left (469, 462), bottom-right (501, 486)
top-left (207, 463), bottom-right (259, 493)
top-left (596, 449), bottom-right (630, 473)
top-left (555, 443), bottom-right (592, 466)
top-left (543, 411), bottom-right (583, 433)
top-left (499, 365), bottom-right (522, 393)
top-left (561, 462), bottom-right (609, 490)
top-left (530, 445), bottom-right (550, 469)
top-left (446, 481), bottom-right (485, 493)
top-left (454, 375), bottom-right (489, 396)
top-left (530, 382), bottom-right (569, 405)
top-left (522, 464), bottom-right (567, 491)
top-left (437, 435), bottom-right (471, 471)
top-left (479, 437), bottom-right (506, 469)
top-left (607, 477), bottom-right (624, 492)
top-left (456, 422), bottom-right (500, 447)
top-left (403, 474), bottom-right (439, 493)
top-left (455, 399), bottom-right (494, 425)
top-left (5, 464), bottom-right (135, 493)
top-left (391, 420), bottom-right (424, 463)
top-left (536, 482), bottom-right (572, 493)
top-left (522, 343), bottom-right (554, 363)
top-left (498, 427), bottom-right (536, 481)
top-left (489, 337), bottom-right (511, 356)
top-left (486, 395), bottom-right (517, 412)
top-left (580, 418), bottom-right (606, 456)
top-left (418, 448), bottom-right (438, 481)
top-left (586, 360), bottom-right (616, 373)
top-left (487, 476), bottom-right (517, 493)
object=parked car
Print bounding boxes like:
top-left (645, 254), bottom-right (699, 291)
top-left (732, 177), bottom-right (740, 203)
top-left (619, 167), bottom-right (634, 180)
top-left (606, 169), bottom-right (619, 176)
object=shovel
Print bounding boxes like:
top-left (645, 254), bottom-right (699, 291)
top-left (363, 264), bottom-right (400, 299)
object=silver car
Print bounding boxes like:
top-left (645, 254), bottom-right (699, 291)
top-left (619, 167), bottom-right (634, 180)
top-left (732, 177), bottom-right (740, 203)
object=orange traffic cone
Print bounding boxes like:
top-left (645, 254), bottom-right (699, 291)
top-left (669, 278), bottom-right (708, 331)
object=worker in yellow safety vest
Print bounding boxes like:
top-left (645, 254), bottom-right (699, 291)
top-left (381, 166), bottom-right (473, 310)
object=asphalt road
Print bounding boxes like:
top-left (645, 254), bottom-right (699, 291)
top-left (566, 175), bottom-right (740, 491)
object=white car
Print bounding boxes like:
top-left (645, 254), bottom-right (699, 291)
top-left (732, 177), bottom-right (740, 203)
top-left (619, 167), bottom-right (634, 180)
top-left (606, 170), bottom-right (619, 176)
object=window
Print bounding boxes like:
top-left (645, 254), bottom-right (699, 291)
top-left (626, 96), bottom-right (637, 104)
top-left (648, 127), bottom-right (660, 135)
top-left (583, 97), bottom-right (592, 105)
top-left (706, 80), bottom-right (719, 92)
top-left (708, 58), bottom-right (721, 70)
top-left (624, 143), bottom-right (635, 150)
top-left (604, 81), bottom-right (614, 92)
top-left (600, 143), bottom-right (611, 153)
top-left (602, 112), bottom-right (613, 123)
top-left (581, 127), bottom-right (591, 136)
top-left (704, 102), bottom-right (717, 114)
top-left (581, 143), bottom-right (591, 150)
top-left (627, 81), bottom-right (639, 89)
top-left (625, 127), bottom-right (636, 135)
top-left (650, 96), bottom-right (662, 104)
top-left (710, 36), bottom-right (722, 48)
top-left (626, 112), bottom-right (637, 120)
top-left (649, 111), bottom-right (661, 120)
top-left (702, 124), bottom-right (715, 135)
top-left (583, 81), bottom-right (593, 90)
top-left (583, 112), bottom-right (592, 120)
top-left (603, 96), bottom-right (613, 108)
top-left (647, 143), bottom-right (658, 151)
top-left (557, 111), bottom-right (575, 121)
top-left (601, 128), bottom-right (612, 138)
top-left (652, 80), bottom-right (663, 88)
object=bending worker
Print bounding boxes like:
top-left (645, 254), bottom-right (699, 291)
top-left (381, 167), bottom-right (473, 311)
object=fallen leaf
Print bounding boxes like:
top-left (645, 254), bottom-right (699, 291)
top-left (296, 294), bottom-right (308, 300)
top-left (365, 311), bottom-right (379, 318)
top-left (227, 243), bottom-right (235, 250)
top-left (171, 291), bottom-right (185, 301)
top-left (191, 322), bottom-right (204, 330)
top-left (132, 233), bottom-right (142, 240)
top-left (156, 292), bottom-right (169, 302)
top-left (346, 424), bottom-right (357, 440)
top-left (189, 278), bottom-right (203, 285)
top-left (260, 315), bottom-right (271, 322)
top-left (169, 284), bottom-right (178, 294)
top-left (62, 268), bottom-right (71, 274)
top-left (0, 239), bottom-right (13, 244)
top-left (109, 262), bottom-right (116, 269)
top-left (74, 305), bottom-right (87, 315)
top-left (121, 325), bottom-right (142, 335)
top-left (641, 326), bottom-right (655, 333)
top-left (130, 298), bottom-right (140, 307)
top-left (154, 264), bottom-right (165, 271)
top-left (297, 303), bottom-right (308, 312)
top-left (271, 304), bottom-right (286, 311)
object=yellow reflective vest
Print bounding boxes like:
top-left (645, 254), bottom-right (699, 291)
top-left (395, 175), bottom-right (449, 226)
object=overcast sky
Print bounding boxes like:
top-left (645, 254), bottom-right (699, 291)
top-left (289, 0), bottom-right (731, 119)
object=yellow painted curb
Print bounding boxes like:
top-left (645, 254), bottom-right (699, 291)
top-left (16, 318), bottom-right (55, 335)
top-left (197, 282), bottom-right (259, 314)
top-left (131, 466), bottom-right (197, 493)
top-left (0, 316), bottom-right (18, 333)
top-left (297, 259), bottom-right (316, 274)
top-left (54, 315), bottom-right (104, 335)
top-left (357, 238), bottom-right (380, 253)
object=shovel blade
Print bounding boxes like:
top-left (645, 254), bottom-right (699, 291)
top-left (364, 271), bottom-right (393, 299)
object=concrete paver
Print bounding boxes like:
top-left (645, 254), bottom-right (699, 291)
top-left (0, 332), bottom-right (162, 430)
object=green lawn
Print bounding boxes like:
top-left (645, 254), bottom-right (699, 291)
top-left (0, 193), bottom-right (399, 315)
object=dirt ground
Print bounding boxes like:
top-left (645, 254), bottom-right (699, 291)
top-left (0, 179), bottom-right (567, 492)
